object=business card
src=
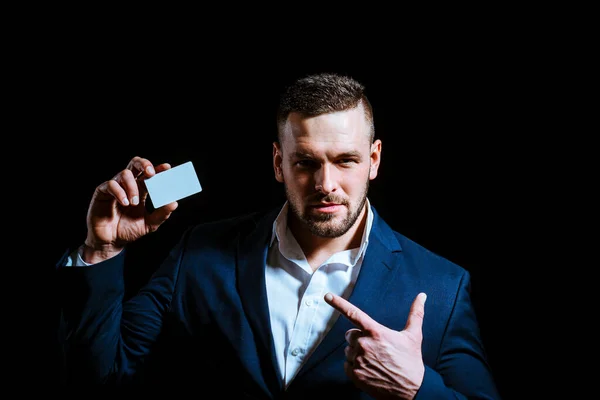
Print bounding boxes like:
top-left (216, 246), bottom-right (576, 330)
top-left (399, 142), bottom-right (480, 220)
top-left (144, 161), bottom-right (202, 208)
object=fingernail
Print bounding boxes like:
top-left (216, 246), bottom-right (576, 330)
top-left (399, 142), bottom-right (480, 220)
top-left (131, 196), bottom-right (139, 205)
top-left (122, 197), bottom-right (129, 206)
top-left (324, 293), bottom-right (333, 301)
top-left (146, 166), bottom-right (155, 174)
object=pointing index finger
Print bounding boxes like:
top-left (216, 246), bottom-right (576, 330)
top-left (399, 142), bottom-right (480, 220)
top-left (324, 292), bottom-right (378, 331)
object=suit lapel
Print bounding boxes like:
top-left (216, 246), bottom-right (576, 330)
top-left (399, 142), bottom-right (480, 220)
top-left (295, 209), bottom-right (403, 378)
top-left (237, 208), bottom-right (283, 395)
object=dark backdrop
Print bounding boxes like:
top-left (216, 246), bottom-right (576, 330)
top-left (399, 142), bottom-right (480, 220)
top-left (28, 37), bottom-right (549, 398)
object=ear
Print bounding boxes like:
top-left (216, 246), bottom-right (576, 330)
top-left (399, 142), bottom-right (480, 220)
top-left (273, 142), bottom-right (284, 183)
top-left (369, 139), bottom-right (382, 180)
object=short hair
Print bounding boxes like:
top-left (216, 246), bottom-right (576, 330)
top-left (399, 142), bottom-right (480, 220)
top-left (276, 72), bottom-right (375, 143)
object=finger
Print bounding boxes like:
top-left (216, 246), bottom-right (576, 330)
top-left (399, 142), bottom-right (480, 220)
top-left (404, 292), bottom-right (427, 335)
top-left (153, 162), bottom-right (172, 174)
top-left (344, 328), bottom-right (363, 345)
top-left (112, 168), bottom-right (142, 206)
top-left (97, 169), bottom-right (136, 206)
top-left (324, 292), bottom-right (378, 331)
top-left (146, 201), bottom-right (179, 229)
top-left (344, 343), bottom-right (359, 361)
top-left (96, 178), bottom-right (128, 206)
top-left (138, 162), bottom-right (172, 181)
top-left (126, 157), bottom-right (156, 179)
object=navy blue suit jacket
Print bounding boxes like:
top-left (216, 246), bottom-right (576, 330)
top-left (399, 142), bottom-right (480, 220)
top-left (56, 205), bottom-right (501, 399)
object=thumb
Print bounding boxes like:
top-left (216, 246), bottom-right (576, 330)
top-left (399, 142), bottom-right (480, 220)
top-left (404, 292), bottom-right (427, 337)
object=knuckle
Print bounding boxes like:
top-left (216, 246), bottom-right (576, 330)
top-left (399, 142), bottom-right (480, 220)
top-left (413, 308), bottom-right (425, 319)
top-left (346, 306), bottom-right (358, 320)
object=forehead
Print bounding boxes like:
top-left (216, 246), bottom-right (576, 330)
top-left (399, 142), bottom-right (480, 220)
top-left (280, 106), bottom-right (371, 154)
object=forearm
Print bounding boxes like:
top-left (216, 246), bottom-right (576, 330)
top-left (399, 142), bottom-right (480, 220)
top-left (57, 238), bottom-right (185, 384)
top-left (58, 252), bottom-right (126, 383)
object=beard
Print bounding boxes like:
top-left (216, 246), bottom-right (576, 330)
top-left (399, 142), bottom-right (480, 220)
top-left (285, 179), bottom-right (369, 238)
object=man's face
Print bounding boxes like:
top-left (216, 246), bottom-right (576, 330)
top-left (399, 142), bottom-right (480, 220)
top-left (273, 105), bottom-right (381, 238)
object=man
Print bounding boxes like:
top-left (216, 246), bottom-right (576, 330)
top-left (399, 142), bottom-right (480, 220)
top-left (56, 73), bottom-right (501, 398)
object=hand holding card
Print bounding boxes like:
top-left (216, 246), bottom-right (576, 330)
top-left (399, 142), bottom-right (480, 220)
top-left (144, 161), bottom-right (202, 208)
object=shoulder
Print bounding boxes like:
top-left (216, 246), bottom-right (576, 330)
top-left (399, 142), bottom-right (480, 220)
top-left (371, 206), bottom-right (467, 278)
top-left (395, 231), bottom-right (466, 275)
top-left (181, 206), bottom-right (279, 249)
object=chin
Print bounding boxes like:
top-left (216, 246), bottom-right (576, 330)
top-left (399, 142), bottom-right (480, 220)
top-left (307, 220), bottom-right (353, 238)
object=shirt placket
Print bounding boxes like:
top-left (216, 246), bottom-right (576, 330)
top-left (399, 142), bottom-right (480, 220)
top-left (284, 265), bottom-right (327, 384)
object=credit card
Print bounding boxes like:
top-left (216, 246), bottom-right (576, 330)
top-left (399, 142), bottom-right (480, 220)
top-left (144, 161), bottom-right (202, 208)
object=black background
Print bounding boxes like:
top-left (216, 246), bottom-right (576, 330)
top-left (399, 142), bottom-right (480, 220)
top-left (19, 15), bottom-right (566, 398)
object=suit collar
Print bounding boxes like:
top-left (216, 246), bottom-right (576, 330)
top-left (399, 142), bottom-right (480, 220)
top-left (368, 206), bottom-right (403, 253)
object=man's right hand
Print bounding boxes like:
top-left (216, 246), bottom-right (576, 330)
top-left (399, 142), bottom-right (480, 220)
top-left (82, 156), bottom-right (179, 264)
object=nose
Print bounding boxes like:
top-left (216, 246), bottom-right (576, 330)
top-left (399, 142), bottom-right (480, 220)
top-left (314, 164), bottom-right (337, 194)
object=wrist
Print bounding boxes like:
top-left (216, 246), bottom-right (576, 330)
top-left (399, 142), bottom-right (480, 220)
top-left (82, 241), bottom-right (123, 264)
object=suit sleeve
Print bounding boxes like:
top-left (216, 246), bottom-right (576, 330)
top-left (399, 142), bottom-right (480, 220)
top-left (415, 271), bottom-right (502, 400)
top-left (56, 234), bottom-right (187, 385)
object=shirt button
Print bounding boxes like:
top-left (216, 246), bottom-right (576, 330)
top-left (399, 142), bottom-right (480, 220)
top-left (305, 299), bottom-right (313, 307)
top-left (291, 348), bottom-right (301, 356)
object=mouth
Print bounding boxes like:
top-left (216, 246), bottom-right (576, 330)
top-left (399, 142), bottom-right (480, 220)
top-left (310, 203), bottom-right (344, 213)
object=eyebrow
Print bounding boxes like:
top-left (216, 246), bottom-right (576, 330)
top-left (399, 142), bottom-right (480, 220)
top-left (292, 150), bottom-right (363, 160)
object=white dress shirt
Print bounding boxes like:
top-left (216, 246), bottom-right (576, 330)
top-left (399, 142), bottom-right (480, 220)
top-left (266, 200), bottom-right (373, 387)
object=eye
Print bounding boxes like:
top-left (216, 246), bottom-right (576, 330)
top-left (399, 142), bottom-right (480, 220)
top-left (337, 159), bottom-right (357, 165)
top-left (296, 159), bottom-right (319, 168)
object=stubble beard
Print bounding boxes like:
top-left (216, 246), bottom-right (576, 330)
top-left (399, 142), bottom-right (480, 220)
top-left (285, 180), bottom-right (369, 238)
